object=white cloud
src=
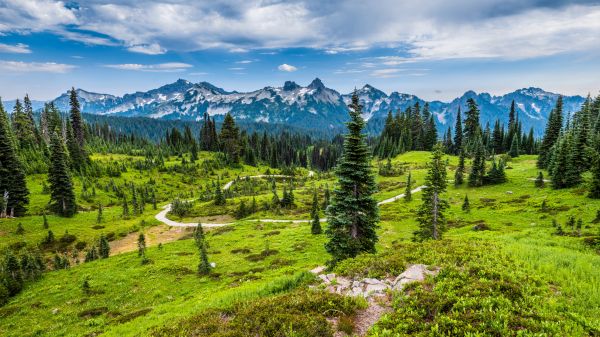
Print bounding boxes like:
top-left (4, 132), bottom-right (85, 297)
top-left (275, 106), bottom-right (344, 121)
top-left (236, 60), bottom-right (253, 64)
top-left (127, 43), bottom-right (166, 55)
top-left (0, 43), bottom-right (31, 54)
top-left (104, 62), bottom-right (193, 72)
top-left (278, 63), bottom-right (297, 72)
top-left (228, 67), bottom-right (245, 71)
top-left (0, 1), bottom-right (599, 62)
top-left (0, 60), bottom-right (75, 73)
top-left (370, 68), bottom-right (404, 78)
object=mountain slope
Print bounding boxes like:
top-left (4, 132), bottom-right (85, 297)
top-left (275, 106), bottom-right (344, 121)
top-left (49, 80), bottom-right (586, 136)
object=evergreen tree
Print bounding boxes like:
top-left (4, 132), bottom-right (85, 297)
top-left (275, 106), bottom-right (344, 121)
top-left (538, 97), bottom-right (563, 168)
top-left (137, 233), bottom-right (147, 258)
top-left (325, 93), bottom-right (379, 265)
top-left (96, 203), bottom-right (103, 224)
top-left (550, 133), bottom-right (581, 189)
top-left (414, 144), bottom-right (448, 240)
top-left (589, 155), bottom-right (600, 198)
top-left (68, 88), bottom-right (88, 169)
top-left (405, 171), bottom-right (412, 202)
top-left (48, 133), bottom-right (77, 217)
top-left (462, 195), bottom-right (470, 213)
top-left (509, 136), bottom-right (519, 158)
top-left (463, 98), bottom-right (481, 152)
top-left (0, 99), bottom-right (29, 217)
top-left (219, 113), bottom-right (240, 164)
top-left (455, 151), bottom-right (465, 186)
top-left (98, 234), bottom-right (110, 258)
top-left (310, 188), bottom-right (321, 234)
top-left (194, 224), bottom-right (211, 275)
top-left (122, 196), bottom-right (130, 219)
top-left (468, 137), bottom-right (486, 187)
top-left (453, 107), bottom-right (463, 154)
top-left (322, 184), bottom-right (330, 209)
top-left (11, 98), bottom-right (36, 149)
top-left (535, 172), bottom-right (545, 188)
top-left (214, 182), bottom-right (225, 206)
top-left (43, 213), bottom-right (49, 228)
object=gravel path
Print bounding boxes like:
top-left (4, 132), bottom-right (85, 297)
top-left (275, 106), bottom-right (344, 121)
top-left (154, 172), bottom-right (424, 228)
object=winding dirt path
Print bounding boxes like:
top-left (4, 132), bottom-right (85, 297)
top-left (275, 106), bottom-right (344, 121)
top-left (155, 170), bottom-right (426, 228)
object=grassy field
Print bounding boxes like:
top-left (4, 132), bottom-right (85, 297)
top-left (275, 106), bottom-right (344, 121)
top-left (0, 151), bottom-right (599, 336)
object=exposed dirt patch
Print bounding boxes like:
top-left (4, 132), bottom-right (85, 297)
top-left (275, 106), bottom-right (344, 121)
top-left (352, 296), bottom-right (392, 336)
top-left (109, 225), bottom-right (192, 255)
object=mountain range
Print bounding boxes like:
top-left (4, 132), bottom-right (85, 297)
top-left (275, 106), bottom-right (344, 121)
top-left (5, 79), bottom-right (587, 136)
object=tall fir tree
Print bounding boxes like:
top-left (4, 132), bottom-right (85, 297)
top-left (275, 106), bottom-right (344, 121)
top-left (0, 99), bottom-right (29, 216)
top-left (468, 136), bottom-right (486, 187)
top-left (463, 98), bottom-right (481, 153)
top-left (48, 132), bottom-right (77, 217)
top-left (325, 92), bottom-right (379, 265)
top-left (538, 97), bottom-right (563, 168)
top-left (405, 171), bottom-right (412, 202)
top-left (194, 224), bottom-right (211, 275)
top-left (550, 132), bottom-right (580, 189)
top-left (453, 107), bottom-right (463, 154)
top-left (455, 150), bottom-right (465, 186)
top-left (414, 144), bottom-right (448, 240)
top-left (310, 188), bottom-right (321, 234)
top-left (219, 113), bottom-right (240, 164)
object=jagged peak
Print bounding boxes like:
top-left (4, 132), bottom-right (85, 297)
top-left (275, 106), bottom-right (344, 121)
top-left (283, 81), bottom-right (301, 91)
top-left (308, 77), bottom-right (325, 90)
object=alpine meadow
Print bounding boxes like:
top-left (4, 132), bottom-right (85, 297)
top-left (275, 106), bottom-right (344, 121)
top-left (1, 1), bottom-right (600, 336)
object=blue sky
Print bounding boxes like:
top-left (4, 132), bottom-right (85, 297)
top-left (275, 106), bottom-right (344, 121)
top-left (0, 0), bottom-right (599, 101)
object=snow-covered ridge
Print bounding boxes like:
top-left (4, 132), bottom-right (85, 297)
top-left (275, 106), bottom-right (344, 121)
top-left (49, 80), bottom-right (586, 136)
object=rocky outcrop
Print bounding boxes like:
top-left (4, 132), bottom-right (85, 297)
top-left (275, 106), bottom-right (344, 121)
top-left (311, 264), bottom-right (439, 298)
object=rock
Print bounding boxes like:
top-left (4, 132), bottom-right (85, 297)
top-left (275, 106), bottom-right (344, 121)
top-left (210, 262), bottom-right (216, 268)
top-left (336, 277), bottom-right (351, 289)
top-left (363, 278), bottom-right (381, 285)
top-left (310, 266), bottom-right (326, 274)
top-left (392, 264), bottom-right (438, 291)
top-left (326, 273), bottom-right (336, 281)
top-left (51, 308), bottom-right (59, 315)
top-left (365, 282), bottom-right (388, 294)
top-left (506, 191), bottom-right (513, 194)
top-left (318, 274), bottom-right (330, 284)
top-left (352, 280), bottom-right (361, 288)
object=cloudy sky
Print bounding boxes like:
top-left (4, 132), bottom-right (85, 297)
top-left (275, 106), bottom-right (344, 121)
top-left (0, 0), bottom-right (599, 101)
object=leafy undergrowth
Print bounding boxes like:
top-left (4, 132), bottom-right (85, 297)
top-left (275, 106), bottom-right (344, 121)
top-left (335, 239), bottom-right (596, 336)
top-left (149, 290), bottom-right (365, 337)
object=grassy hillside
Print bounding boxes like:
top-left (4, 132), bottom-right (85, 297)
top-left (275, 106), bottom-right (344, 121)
top-left (1, 152), bottom-right (599, 336)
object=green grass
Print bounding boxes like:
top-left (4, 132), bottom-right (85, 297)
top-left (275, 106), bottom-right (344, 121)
top-left (1, 151), bottom-right (599, 336)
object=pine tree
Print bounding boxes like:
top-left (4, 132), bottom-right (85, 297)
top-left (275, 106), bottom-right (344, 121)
top-left (98, 234), bottom-right (110, 258)
top-left (538, 97), bottom-right (563, 168)
top-left (68, 88), bottom-right (88, 169)
top-left (214, 183), bottom-right (225, 206)
top-left (122, 196), bottom-right (130, 219)
top-left (550, 133), bottom-right (580, 189)
top-left (137, 233), bottom-right (147, 258)
top-left (48, 132), bottom-right (77, 217)
top-left (311, 189), bottom-right (321, 234)
top-left (325, 93), bottom-right (379, 265)
top-left (405, 171), bottom-right (412, 202)
top-left (463, 98), bottom-right (481, 152)
top-left (96, 203), bottom-right (103, 223)
top-left (220, 113), bottom-right (240, 164)
top-left (509, 136), bottom-right (519, 158)
top-left (455, 151), bottom-right (465, 186)
top-left (535, 172), bottom-right (545, 188)
top-left (11, 98), bottom-right (36, 149)
top-left (0, 99), bottom-right (29, 217)
top-left (453, 107), bottom-right (463, 154)
top-left (462, 195), bottom-right (470, 213)
top-left (43, 213), bottom-right (49, 229)
top-left (589, 154), bottom-right (600, 198)
top-left (414, 144), bottom-right (448, 240)
top-left (194, 224), bottom-right (211, 275)
top-left (468, 137), bottom-right (486, 187)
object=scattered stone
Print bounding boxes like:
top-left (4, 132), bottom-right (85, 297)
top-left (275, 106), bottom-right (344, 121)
top-left (315, 264), bottom-right (439, 299)
top-left (506, 191), bottom-right (513, 194)
top-left (52, 308), bottom-right (59, 315)
top-left (310, 266), bottom-right (326, 274)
